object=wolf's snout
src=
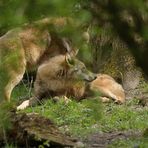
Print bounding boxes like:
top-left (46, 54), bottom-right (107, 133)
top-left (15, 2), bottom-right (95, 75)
top-left (85, 73), bottom-right (97, 82)
top-left (94, 75), bottom-right (97, 80)
top-left (91, 74), bottom-right (97, 81)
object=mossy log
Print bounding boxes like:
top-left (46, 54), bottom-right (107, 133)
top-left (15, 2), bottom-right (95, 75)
top-left (0, 112), bottom-right (76, 147)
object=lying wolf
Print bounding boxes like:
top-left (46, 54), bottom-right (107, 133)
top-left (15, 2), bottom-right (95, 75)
top-left (90, 74), bottom-right (125, 103)
top-left (17, 54), bottom-right (125, 110)
top-left (0, 17), bottom-right (78, 102)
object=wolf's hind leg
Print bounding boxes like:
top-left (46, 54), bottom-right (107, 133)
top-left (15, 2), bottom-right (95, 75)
top-left (4, 72), bottom-right (25, 102)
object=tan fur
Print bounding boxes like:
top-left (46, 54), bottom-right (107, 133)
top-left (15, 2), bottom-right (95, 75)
top-left (33, 68), bottom-right (125, 104)
top-left (17, 56), bottom-right (125, 110)
top-left (17, 54), bottom-right (96, 109)
top-left (90, 74), bottom-right (125, 103)
top-left (33, 55), bottom-right (95, 100)
top-left (0, 17), bottom-right (77, 102)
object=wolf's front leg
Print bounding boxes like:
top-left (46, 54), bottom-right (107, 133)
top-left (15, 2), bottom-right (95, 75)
top-left (17, 96), bottom-right (40, 110)
top-left (17, 99), bottom-right (30, 110)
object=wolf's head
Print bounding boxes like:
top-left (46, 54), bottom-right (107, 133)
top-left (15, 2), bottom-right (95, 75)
top-left (64, 54), bottom-right (97, 82)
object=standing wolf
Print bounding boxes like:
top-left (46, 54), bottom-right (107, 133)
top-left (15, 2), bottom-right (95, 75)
top-left (17, 54), bottom-right (125, 110)
top-left (0, 17), bottom-right (78, 102)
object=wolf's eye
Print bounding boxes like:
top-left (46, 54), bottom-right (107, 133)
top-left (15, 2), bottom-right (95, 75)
top-left (74, 67), bottom-right (78, 72)
top-left (82, 66), bottom-right (86, 71)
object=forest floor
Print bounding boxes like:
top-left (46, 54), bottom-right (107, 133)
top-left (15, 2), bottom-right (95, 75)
top-left (11, 83), bottom-right (148, 147)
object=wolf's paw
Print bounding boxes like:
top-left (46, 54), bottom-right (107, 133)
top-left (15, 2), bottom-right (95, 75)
top-left (100, 97), bottom-right (110, 103)
top-left (114, 99), bottom-right (125, 104)
top-left (17, 100), bottom-right (30, 110)
top-left (52, 96), bottom-right (71, 104)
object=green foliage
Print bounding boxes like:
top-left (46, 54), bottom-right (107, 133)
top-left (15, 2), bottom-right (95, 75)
top-left (0, 102), bottom-right (13, 133)
top-left (0, 0), bottom-right (93, 59)
top-left (0, 0), bottom-right (87, 33)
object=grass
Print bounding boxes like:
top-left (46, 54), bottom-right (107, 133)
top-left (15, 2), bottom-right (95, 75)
top-left (20, 96), bottom-right (148, 136)
top-left (99, 100), bottom-right (148, 132)
top-left (108, 138), bottom-right (148, 148)
top-left (9, 84), bottom-right (148, 147)
top-left (22, 98), bottom-right (103, 137)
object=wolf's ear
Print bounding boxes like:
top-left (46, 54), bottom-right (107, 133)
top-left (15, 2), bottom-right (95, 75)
top-left (70, 48), bottom-right (79, 57)
top-left (65, 53), bottom-right (75, 66)
top-left (62, 38), bottom-right (71, 52)
top-left (47, 32), bottom-right (51, 47)
top-left (62, 38), bottom-right (79, 57)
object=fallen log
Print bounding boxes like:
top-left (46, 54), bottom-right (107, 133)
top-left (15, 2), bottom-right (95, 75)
top-left (0, 112), bottom-right (77, 147)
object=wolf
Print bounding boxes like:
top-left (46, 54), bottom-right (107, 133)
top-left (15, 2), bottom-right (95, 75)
top-left (17, 54), bottom-right (96, 110)
top-left (0, 17), bottom-right (78, 102)
top-left (17, 54), bottom-right (125, 110)
top-left (90, 74), bottom-right (125, 103)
